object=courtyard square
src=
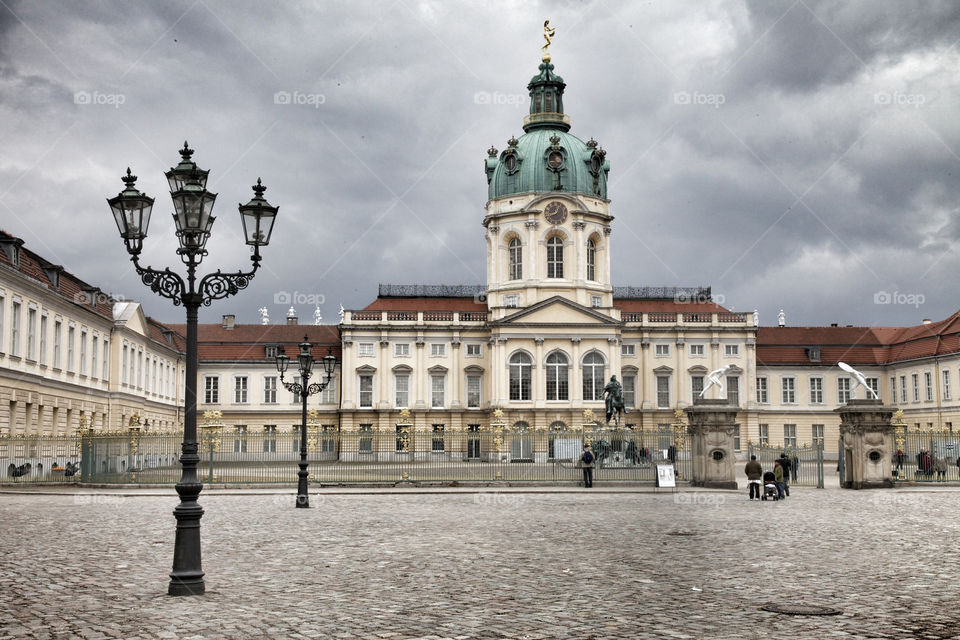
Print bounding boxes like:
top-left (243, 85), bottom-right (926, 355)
top-left (1, 487), bottom-right (958, 639)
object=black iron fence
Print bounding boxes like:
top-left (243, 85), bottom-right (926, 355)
top-left (892, 431), bottom-right (960, 483)
top-left (1, 427), bottom-right (693, 485)
top-left (747, 443), bottom-right (824, 488)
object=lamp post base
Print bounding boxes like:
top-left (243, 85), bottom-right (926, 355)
top-left (296, 464), bottom-right (310, 508)
top-left (168, 477), bottom-right (205, 596)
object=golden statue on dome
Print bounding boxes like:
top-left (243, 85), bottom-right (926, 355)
top-left (542, 20), bottom-right (556, 62)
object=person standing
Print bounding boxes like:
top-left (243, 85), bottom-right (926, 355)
top-left (774, 459), bottom-right (786, 500)
top-left (745, 455), bottom-right (763, 500)
top-left (581, 444), bottom-right (595, 488)
top-left (779, 453), bottom-right (791, 497)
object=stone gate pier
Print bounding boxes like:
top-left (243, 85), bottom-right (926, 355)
top-left (837, 398), bottom-right (895, 489)
top-left (686, 398), bottom-right (739, 489)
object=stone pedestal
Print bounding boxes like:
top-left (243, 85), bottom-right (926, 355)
top-left (837, 399), bottom-right (895, 489)
top-left (686, 398), bottom-right (739, 489)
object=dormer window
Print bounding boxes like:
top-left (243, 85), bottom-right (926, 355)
top-left (265, 345), bottom-right (278, 359)
top-left (807, 347), bottom-right (821, 362)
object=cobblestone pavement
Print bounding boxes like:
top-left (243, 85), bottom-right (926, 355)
top-left (1, 486), bottom-right (959, 639)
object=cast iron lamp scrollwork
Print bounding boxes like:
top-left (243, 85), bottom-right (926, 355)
top-left (107, 142), bottom-right (278, 597)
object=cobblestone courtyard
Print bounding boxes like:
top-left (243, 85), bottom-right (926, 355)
top-left (1, 486), bottom-right (958, 639)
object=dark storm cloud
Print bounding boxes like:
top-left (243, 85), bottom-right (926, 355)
top-left (0, 0), bottom-right (957, 329)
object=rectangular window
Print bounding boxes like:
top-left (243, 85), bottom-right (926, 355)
top-left (733, 425), bottom-right (741, 451)
top-left (656, 376), bottom-right (670, 409)
top-left (912, 373), bottom-right (919, 402)
top-left (91, 336), bottom-right (98, 378)
top-left (726, 376), bottom-right (740, 405)
top-left (264, 376), bottom-right (277, 403)
top-left (691, 375), bottom-right (704, 403)
top-left (590, 295), bottom-right (602, 308)
top-left (137, 350), bottom-right (142, 388)
top-left (290, 376), bottom-right (301, 403)
top-left (900, 375), bottom-right (907, 403)
top-left (53, 320), bottom-right (61, 369)
top-left (262, 425), bottom-right (277, 453)
top-left (838, 377), bottom-right (850, 404)
top-left (321, 376), bottom-right (337, 404)
top-left (655, 344), bottom-right (670, 357)
top-left (232, 425), bottom-right (247, 453)
top-left (265, 345), bottom-right (278, 359)
top-left (621, 344), bottom-right (636, 357)
top-left (79, 330), bottom-right (87, 375)
top-left (689, 344), bottom-right (704, 357)
top-left (925, 372), bottom-right (933, 401)
top-left (759, 423), bottom-right (769, 446)
top-left (812, 424), bottom-right (825, 448)
top-left (781, 377), bottom-right (796, 404)
top-left (0, 295), bottom-right (4, 353)
top-left (431, 424), bottom-right (445, 452)
top-left (359, 374), bottom-right (373, 408)
top-left (395, 374), bottom-right (409, 408)
top-left (122, 345), bottom-right (128, 382)
top-left (866, 377), bottom-right (879, 399)
top-left (39, 315), bottom-right (47, 365)
top-left (504, 294), bottom-right (519, 308)
top-left (358, 342), bottom-right (375, 357)
top-left (394, 343), bottom-right (410, 357)
top-left (431, 374), bottom-right (445, 408)
top-left (724, 344), bottom-right (740, 357)
top-left (10, 301), bottom-right (20, 356)
top-left (430, 343), bottom-right (446, 357)
top-left (66, 326), bottom-right (75, 372)
top-left (26, 307), bottom-right (36, 360)
top-left (756, 377), bottom-right (768, 403)
top-left (204, 376), bottom-right (219, 404)
top-left (810, 377), bottom-right (823, 404)
top-left (234, 376), bottom-right (248, 403)
top-left (944, 370), bottom-right (951, 401)
top-left (622, 375), bottom-right (636, 408)
top-left (359, 424), bottom-right (373, 453)
top-left (784, 424), bottom-right (797, 448)
top-left (890, 377), bottom-right (896, 404)
top-left (466, 374), bottom-right (481, 408)
top-left (466, 343), bottom-right (482, 357)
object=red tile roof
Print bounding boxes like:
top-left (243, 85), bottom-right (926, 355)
top-left (167, 323), bottom-right (340, 362)
top-left (0, 229), bottom-right (116, 321)
top-left (757, 312), bottom-right (960, 365)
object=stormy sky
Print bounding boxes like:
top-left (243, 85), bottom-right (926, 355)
top-left (1, 0), bottom-right (958, 328)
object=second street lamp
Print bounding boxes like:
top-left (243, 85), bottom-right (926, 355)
top-left (276, 337), bottom-right (337, 508)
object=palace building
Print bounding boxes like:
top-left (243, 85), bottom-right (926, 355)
top-left (3, 51), bottom-right (959, 463)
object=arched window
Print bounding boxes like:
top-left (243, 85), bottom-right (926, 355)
top-left (547, 236), bottom-right (564, 278)
top-left (582, 351), bottom-right (606, 401)
top-left (509, 352), bottom-right (532, 401)
top-left (545, 351), bottom-right (569, 401)
top-left (508, 237), bottom-right (522, 280)
top-left (586, 239), bottom-right (596, 281)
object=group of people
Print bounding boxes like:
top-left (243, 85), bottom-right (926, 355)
top-left (744, 454), bottom-right (794, 501)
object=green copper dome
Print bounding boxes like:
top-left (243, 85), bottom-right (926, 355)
top-left (485, 60), bottom-right (610, 201)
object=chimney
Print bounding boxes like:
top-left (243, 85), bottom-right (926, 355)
top-left (222, 314), bottom-right (235, 329)
top-left (286, 306), bottom-right (298, 325)
top-left (923, 318), bottom-right (932, 325)
top-left (830, 323), bottom-right (838, 327)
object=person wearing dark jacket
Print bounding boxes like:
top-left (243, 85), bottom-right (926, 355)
top-left (778, 453), bottom-right (791, 496)
top-left (745, 455), bottom-right (763, 500)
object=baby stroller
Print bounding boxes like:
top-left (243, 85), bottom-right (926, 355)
top-left (761, 470), bottom-right (779, 501)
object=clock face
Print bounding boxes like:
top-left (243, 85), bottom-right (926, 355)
top-left (544, 201), bottom-right (568, 225)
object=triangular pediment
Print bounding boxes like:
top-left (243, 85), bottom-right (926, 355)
top-left (494, 296), bottom-right (619, 327)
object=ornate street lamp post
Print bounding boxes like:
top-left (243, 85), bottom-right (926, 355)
top-left (276, 337), bottom-right (337, 507)
top-left (107, 142), bottom-right (278, 596)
